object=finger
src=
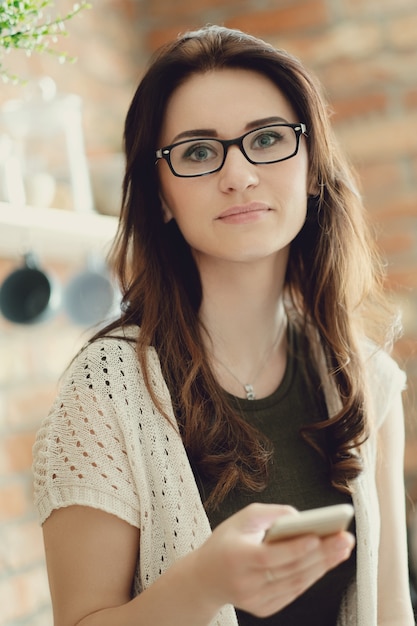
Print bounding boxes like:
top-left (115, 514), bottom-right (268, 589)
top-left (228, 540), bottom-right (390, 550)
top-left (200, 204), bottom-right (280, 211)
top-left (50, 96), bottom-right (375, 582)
top-left (259, 533), bottom-right (321, 572)
top-left (237, 502), bottom-right (298, 538)
top-left (258, 533), bottom-right (355, 614)
top-left (264, 530), bottom-right (354, 574)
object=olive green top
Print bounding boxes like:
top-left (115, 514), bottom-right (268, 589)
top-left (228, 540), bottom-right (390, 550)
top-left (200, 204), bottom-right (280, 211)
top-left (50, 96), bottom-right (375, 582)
top-left (192, 325), bottom-right (356, 625)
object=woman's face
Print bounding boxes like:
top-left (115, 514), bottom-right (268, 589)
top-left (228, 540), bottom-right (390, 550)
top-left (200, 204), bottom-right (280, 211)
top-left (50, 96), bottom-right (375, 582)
top-left (157, 68), bottom-right (310, 270)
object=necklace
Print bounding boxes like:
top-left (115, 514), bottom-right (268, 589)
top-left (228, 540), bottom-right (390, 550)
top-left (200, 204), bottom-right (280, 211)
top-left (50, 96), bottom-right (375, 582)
top-left (212, 318), bottom-right (287, 400)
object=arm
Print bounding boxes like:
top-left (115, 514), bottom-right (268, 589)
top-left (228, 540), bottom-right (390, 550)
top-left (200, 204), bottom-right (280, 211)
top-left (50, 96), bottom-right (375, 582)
top-left (376, 391), bottom-right (415, 625)
top-left (43, 502), bottom-right (354, 626)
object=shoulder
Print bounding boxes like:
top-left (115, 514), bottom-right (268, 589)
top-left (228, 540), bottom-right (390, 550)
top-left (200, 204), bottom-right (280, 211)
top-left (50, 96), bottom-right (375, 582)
top-left (80, 325), bottom-right (139, 365)
top-left (61, 327), bottom-right (139, 395)
top-left (304, 324), bottom-right (405, 427)
top-left (33, 326), bottom-right (146, 527)
top-left (64, 325), bottom-right (172, 416)
top-left (362, 340), bottom-right (406, 393)
top-left (362, 341), bottom-right (406, 428)
top-left (68, 324), bottom-right (157, 382)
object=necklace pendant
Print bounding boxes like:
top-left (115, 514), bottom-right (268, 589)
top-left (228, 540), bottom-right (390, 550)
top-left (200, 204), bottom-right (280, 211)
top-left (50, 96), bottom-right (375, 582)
top-left (244, 384), bottom-right (255, 400)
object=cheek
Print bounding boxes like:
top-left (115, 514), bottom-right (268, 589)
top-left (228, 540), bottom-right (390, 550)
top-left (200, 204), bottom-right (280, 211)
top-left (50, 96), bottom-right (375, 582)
top-left (158, 183), bottom-right (209, 251)
top-left (274, 160), bottom-right (308, 205)
top-left (288, 159), bottom-right (309, 212)
top-left (159, 168), bottom-right (205, 223)
top-left (159, 183), bottom-right (184, 222)
top-left (158, 180), bottom-right (203, 239)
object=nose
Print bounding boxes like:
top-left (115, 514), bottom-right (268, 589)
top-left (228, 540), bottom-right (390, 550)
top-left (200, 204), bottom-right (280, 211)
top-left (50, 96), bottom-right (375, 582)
top-left (218, 145), bottom-right (259, 193)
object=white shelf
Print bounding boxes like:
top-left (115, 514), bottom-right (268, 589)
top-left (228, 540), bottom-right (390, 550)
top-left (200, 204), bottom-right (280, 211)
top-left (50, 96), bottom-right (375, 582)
top-left (0, 202), bottom-right (118, 262)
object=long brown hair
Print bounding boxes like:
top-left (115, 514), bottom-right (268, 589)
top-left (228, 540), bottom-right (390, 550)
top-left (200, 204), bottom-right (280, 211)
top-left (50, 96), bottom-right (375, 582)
top-left (97, 25), bottom-right (399, 509)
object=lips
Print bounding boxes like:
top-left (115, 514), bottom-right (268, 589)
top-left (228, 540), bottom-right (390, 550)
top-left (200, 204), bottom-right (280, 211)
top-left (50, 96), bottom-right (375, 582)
top-left (216, 201), bottom-right (271, 219)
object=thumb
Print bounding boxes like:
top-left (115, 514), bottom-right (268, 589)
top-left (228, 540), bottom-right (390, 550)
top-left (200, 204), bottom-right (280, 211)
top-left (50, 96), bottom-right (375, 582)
top-left (237, 503), bottom-right (297, 538)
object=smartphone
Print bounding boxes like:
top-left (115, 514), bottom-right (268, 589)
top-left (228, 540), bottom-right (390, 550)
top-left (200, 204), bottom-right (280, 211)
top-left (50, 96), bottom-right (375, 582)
top-left (263, 503), bottom-right (354, 543)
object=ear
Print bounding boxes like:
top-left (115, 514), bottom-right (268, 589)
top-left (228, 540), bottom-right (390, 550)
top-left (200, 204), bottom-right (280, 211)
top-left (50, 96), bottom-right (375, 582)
top-left (159, 193), bottom-right (174, 223)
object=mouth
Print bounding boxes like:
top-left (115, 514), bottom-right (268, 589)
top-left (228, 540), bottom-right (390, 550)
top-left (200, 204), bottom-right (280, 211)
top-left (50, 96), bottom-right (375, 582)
top-left (216, 202), bottom-right (271, 219)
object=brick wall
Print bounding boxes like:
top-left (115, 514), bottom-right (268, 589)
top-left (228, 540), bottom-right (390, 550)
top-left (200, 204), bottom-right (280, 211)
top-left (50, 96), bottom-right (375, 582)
top-left (0, 0), bottom-right (416, 623)
top-left (0, 256), bottom-right (93, 625)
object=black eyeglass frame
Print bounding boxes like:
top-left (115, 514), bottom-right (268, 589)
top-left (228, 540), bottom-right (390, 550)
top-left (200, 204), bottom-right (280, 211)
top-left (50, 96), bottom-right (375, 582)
top-left (155, 123), bottom-right (307, 178)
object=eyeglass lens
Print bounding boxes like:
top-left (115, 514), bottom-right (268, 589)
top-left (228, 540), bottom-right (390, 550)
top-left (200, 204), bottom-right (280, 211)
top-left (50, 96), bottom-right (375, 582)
top-left (169, 125), bottom-right (299, 176)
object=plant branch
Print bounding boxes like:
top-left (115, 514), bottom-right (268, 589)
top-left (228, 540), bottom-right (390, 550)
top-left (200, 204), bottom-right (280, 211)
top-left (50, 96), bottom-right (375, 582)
top-left (0, 1), bottom-right (91, 82)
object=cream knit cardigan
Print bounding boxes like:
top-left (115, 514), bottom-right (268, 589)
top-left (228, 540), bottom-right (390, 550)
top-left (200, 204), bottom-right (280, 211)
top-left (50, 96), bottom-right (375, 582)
top-left (33, 327), bottom-right (407, 626)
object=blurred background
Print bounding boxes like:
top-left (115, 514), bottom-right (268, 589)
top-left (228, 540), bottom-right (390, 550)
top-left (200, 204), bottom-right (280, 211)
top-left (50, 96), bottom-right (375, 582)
top-left (0, 0), bottom-right (416, 623)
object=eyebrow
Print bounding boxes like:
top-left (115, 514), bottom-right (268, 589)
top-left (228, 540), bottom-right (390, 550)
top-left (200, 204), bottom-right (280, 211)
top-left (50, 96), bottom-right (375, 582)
top-left (170, 116), bottom-right (290, 144)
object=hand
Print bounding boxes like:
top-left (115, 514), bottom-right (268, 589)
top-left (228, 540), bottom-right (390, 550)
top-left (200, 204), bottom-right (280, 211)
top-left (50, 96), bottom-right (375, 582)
top-left (191, 502), bottom-right (355, 618)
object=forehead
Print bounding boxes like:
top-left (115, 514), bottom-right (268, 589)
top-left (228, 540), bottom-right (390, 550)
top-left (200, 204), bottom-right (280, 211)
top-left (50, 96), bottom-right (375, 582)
top-left (160, 68), bottom-right (297, 143)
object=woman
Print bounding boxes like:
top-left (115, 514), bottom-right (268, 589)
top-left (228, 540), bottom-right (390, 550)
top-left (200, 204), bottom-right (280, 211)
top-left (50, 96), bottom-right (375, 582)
top-left (33, 25), bottom-right (414, 625)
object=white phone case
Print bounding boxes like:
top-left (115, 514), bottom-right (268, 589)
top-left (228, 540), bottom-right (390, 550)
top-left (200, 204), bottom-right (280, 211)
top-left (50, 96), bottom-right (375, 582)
top-left (263, 503), bottom-right (354, 543)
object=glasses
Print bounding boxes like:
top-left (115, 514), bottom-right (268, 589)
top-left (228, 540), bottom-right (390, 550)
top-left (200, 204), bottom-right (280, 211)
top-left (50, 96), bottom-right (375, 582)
top-left (155, 123), bottom-right (307, 178)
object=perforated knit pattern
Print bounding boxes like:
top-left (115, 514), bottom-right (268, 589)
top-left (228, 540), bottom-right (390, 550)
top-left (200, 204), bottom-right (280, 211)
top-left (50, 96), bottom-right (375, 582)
top-left (34, 343), bottom-right (140, 525)
top-left (33, 327), bottom-right (406, 626)
top-left (33, 328), bottom-right (236, 625)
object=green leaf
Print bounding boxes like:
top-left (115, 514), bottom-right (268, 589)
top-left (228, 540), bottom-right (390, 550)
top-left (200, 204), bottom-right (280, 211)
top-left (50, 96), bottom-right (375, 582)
top-left (0, 0), bottom-right (91, 81)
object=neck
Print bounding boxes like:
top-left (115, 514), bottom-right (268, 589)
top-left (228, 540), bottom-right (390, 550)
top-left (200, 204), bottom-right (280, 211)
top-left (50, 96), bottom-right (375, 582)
top-left (198, 254), bottom-right (288, 399)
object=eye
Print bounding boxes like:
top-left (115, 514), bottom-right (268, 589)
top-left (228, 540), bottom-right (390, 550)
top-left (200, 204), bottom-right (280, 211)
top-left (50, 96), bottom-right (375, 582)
top-left (181, 141), bottom-right (219, 162)
top-left (251, 129), bottom-right (284, 150)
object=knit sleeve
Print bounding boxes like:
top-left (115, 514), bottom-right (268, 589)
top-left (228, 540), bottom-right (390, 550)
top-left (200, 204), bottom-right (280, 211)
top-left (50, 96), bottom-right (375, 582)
top-left (33, 337), bottom-right (142, 528)
top-left (365, 344), bottom-right (407, 429)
